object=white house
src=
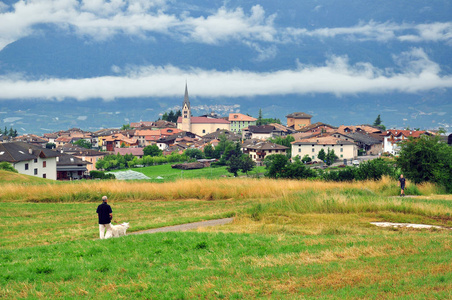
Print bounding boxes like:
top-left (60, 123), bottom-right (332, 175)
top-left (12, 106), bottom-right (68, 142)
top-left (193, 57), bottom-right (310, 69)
top-left (291, 136), bottom-right (357, 161)
top-left (383, 130), bottom-right (429, 155)
top-left (0, 141), bottom-right (59, 180)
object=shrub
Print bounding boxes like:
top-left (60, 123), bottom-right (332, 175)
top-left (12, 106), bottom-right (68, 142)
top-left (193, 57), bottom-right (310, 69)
top-left (0, 162), bottom-right (18, 173)
top-left (89, 170), bottom-right (115, 179)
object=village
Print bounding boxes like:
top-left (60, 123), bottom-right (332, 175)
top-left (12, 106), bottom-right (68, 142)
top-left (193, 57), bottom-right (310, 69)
top-left (0, 85), bottom-right (449, 181)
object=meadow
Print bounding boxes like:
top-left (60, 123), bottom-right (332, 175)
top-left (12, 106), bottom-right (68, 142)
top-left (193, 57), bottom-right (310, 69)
top-left (1, 170), bottom-right (451, 299)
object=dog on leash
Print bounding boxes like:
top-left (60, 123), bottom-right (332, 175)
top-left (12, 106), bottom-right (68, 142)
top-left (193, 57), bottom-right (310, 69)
top-left (111, 222), bottom-right (130, 237)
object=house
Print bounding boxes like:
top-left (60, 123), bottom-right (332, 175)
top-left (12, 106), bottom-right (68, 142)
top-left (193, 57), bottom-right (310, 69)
top-left (383, 130), bottom-right (430, 155)
top-left (114, 147), bottom-right (144, 158)
top-left (0, 141), bottom-right (59, 180)
top-left (130, 121), bottom-right (154, 128)
top-left (55, 136), bottom-right (73, 148)
top-left (177, 84), bottom-right (230, 135)
top-left (201, 129), bottom-right (242, 143)
top-left (338, 132), bottom-right (383, 155)
top-left (153, 120), bottom-right (177, 129)
top-left (57, 146), bottom-right (108, 172)
top-left (156, 131), bottom-right (199, 151)
top-left (93, 129), bottom-right (121, 149)
top-left (56, 153), bottom-right (91, 180)
top-left (228, 113), bottom-right (257, 133)
top-left (268, 123), bottom-right (297, 135)
top-left (297, 122), bottom-right (338, 134)
top-left (101, 134), bottom-right (138, 151)
top-left (242, 125), bottom-right (284, 140)
top-left (337, 125), bottom-right (383, 135)
top-left (14, 134), bottom-right (48, 147)
top-left (291, 136), bottom-right (357, 161)
top-left (286, 112), bottom-right (313, 131)
top-left (241, 140), bottom-right (289, 165)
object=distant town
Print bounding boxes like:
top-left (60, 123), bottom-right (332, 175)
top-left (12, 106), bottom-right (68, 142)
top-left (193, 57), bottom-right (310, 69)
top-left (1, 85), bottom-right (451, 181)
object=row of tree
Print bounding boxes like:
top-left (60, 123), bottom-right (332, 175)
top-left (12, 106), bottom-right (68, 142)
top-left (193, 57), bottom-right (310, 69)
top-left (161, 110), bottom-right (182, 123)
top-left (1, 127), bottom-right (18, 137)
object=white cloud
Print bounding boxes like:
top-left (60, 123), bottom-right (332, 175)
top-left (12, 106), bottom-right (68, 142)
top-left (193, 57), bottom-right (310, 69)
top-left (2, 1), bottom-right (451, 54)
top-left (0, 48), bottom-right (450, 101)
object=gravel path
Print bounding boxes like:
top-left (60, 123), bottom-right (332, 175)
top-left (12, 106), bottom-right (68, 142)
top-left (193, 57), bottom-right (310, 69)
top-left (129, 218), bottom-right (234, 235)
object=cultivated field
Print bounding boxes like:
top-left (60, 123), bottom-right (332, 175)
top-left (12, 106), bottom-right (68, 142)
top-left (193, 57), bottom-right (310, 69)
top-left (1, 171), bottom-right (451, 299)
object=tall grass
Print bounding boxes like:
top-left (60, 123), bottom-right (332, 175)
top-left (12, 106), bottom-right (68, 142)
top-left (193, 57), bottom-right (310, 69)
top-left (0, 176), bottom-right (445, 202)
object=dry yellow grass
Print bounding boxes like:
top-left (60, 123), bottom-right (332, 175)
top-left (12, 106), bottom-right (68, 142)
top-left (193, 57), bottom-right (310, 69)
top-left (0, 177), bottom-right (412, 202)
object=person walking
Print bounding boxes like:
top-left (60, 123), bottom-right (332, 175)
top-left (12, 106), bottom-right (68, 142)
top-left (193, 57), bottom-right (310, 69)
top-left (398, 174), bottom-right (406, 197)
top-left (96, 195), bottom-right (113, 239)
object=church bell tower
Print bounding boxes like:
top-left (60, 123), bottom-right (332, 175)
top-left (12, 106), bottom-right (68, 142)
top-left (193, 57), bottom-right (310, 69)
top-left (181, 83), bottom-right (191, 132)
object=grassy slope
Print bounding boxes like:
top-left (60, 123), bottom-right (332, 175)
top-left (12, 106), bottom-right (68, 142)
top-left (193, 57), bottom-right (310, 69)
top-left (0, 170), bottom-right (50, 184)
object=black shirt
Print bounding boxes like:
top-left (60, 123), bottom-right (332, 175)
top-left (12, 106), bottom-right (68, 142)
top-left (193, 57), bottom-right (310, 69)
top-left (399, 177), bottom-right (406, 186)
top-left (96, 202), bottom-right (112, 224)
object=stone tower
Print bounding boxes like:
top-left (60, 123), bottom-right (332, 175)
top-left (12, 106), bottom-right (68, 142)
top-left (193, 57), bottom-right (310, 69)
top-left (181, 83), bottom-right (191, 132)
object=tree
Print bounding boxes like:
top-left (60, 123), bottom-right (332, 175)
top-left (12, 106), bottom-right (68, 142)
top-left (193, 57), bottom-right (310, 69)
top-left (168, 111), bottom-right (175, 123)
top-left (301, 154), bottom-right (312, 163)
top-left (203, 144), bottom-right (215, 159)
top-left (325, 149), bottom-right (338, 166)
top-left (120, 142), bottom-right (126, 148)
top-left (317, 149), bottom-right (326, 162)
top-left (373, 114), bottom-right (386, 130)
top-left (175, 110), bottom-right (182, 121)
top-left (162, 112), bottom-right (169, 121)
top-left (74, 139), bottom-right (92, 149)
top-left (227, 155), bottom-right (242, 177)
top-left (257, 108), bottom-right (263, 126)
top-left (373, 114), bottom-right (382, 126)
top-left (46, 143), bottom-right (56, 149)
top-left (240, 155), bottom-right (256, 175)
top-left (264, 154), bottom-right (289, 178)
top-left (268, 135), bottom-right (295, 156)
top-left (397, 135), bottom-right (452, 192)
top-left (143, 145), bottom-right (162, 157)
top-left (121, 124), bottom-right (131, 130)
top-left (184, 148), bottom-right (205, 160)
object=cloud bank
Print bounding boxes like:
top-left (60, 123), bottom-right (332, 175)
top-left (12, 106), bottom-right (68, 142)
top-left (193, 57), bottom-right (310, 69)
top-left (1, 0), bottom-right (451, 51)
top-left (0, 49), bottom-right (450, 101)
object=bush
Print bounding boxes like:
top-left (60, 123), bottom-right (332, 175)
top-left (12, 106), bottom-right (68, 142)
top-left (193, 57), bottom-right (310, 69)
top-left (0, 162), bottom-right (18, 173)
top-left (89, 170), bottom-right (115, 179)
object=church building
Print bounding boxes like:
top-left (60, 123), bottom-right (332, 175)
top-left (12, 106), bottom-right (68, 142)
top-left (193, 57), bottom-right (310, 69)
top-left (176, 84), bottom-right (230, 136)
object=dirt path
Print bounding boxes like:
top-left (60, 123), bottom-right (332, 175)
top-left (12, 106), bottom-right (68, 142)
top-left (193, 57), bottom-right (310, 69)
top-left (129, 218), bottom-right (234, 235)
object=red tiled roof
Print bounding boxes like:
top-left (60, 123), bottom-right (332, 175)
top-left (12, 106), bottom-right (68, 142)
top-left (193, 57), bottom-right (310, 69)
top-left (384, 130), bottom-right (427, 138)
top-left (228, 113), bottom-right (257, 122)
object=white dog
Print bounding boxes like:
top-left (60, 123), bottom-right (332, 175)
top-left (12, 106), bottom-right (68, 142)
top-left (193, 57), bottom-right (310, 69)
top-left (110, 222), bottom-right (130, 237)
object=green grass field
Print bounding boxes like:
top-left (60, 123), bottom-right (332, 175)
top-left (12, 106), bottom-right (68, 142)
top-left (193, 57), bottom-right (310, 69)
top-left (1, 170), bottom-right (451, 299)
top-left (113, 164), bottom-right (267, 182)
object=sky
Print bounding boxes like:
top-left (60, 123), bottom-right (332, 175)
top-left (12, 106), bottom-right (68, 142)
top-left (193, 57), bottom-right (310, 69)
top-left (0, 0), bottom-right (451, 133)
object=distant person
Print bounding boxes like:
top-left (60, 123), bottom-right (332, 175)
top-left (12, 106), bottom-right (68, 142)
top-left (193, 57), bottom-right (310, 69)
top-left (96, 195), bottom-right (113, 239)
top-left (398, 174), bottom-right (406, 197)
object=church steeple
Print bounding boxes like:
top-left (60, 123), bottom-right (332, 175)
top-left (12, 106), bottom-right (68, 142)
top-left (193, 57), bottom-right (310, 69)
top-left (181, 82), bottom-right (191, 132)
top-left (183, 82), bottom-right (190, 110)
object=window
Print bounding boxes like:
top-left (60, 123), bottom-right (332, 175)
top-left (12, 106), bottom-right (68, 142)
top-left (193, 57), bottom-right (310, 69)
top-left (312, 155), bottom-right (315, 159)
top-left (25, 163), bottom-right (29, 170)
top-left (340, 155), bottom-right (343, 158)
top-left (312, 148), bottom-right (315, 152)
top-left (43, 174), bottom-right (46, 179)
top-left (202, 129), bottom-right (206, 134)
top-left (34, 158), bottom-right (38, 163)
top-left (34, 168), bottom-right (38, 175)
top-left (340, 148), bottom-right (343, 152)
top-left (43, 161), bottom-right (46, 168)
top-left (298, 148), bottom-right (301, 152)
